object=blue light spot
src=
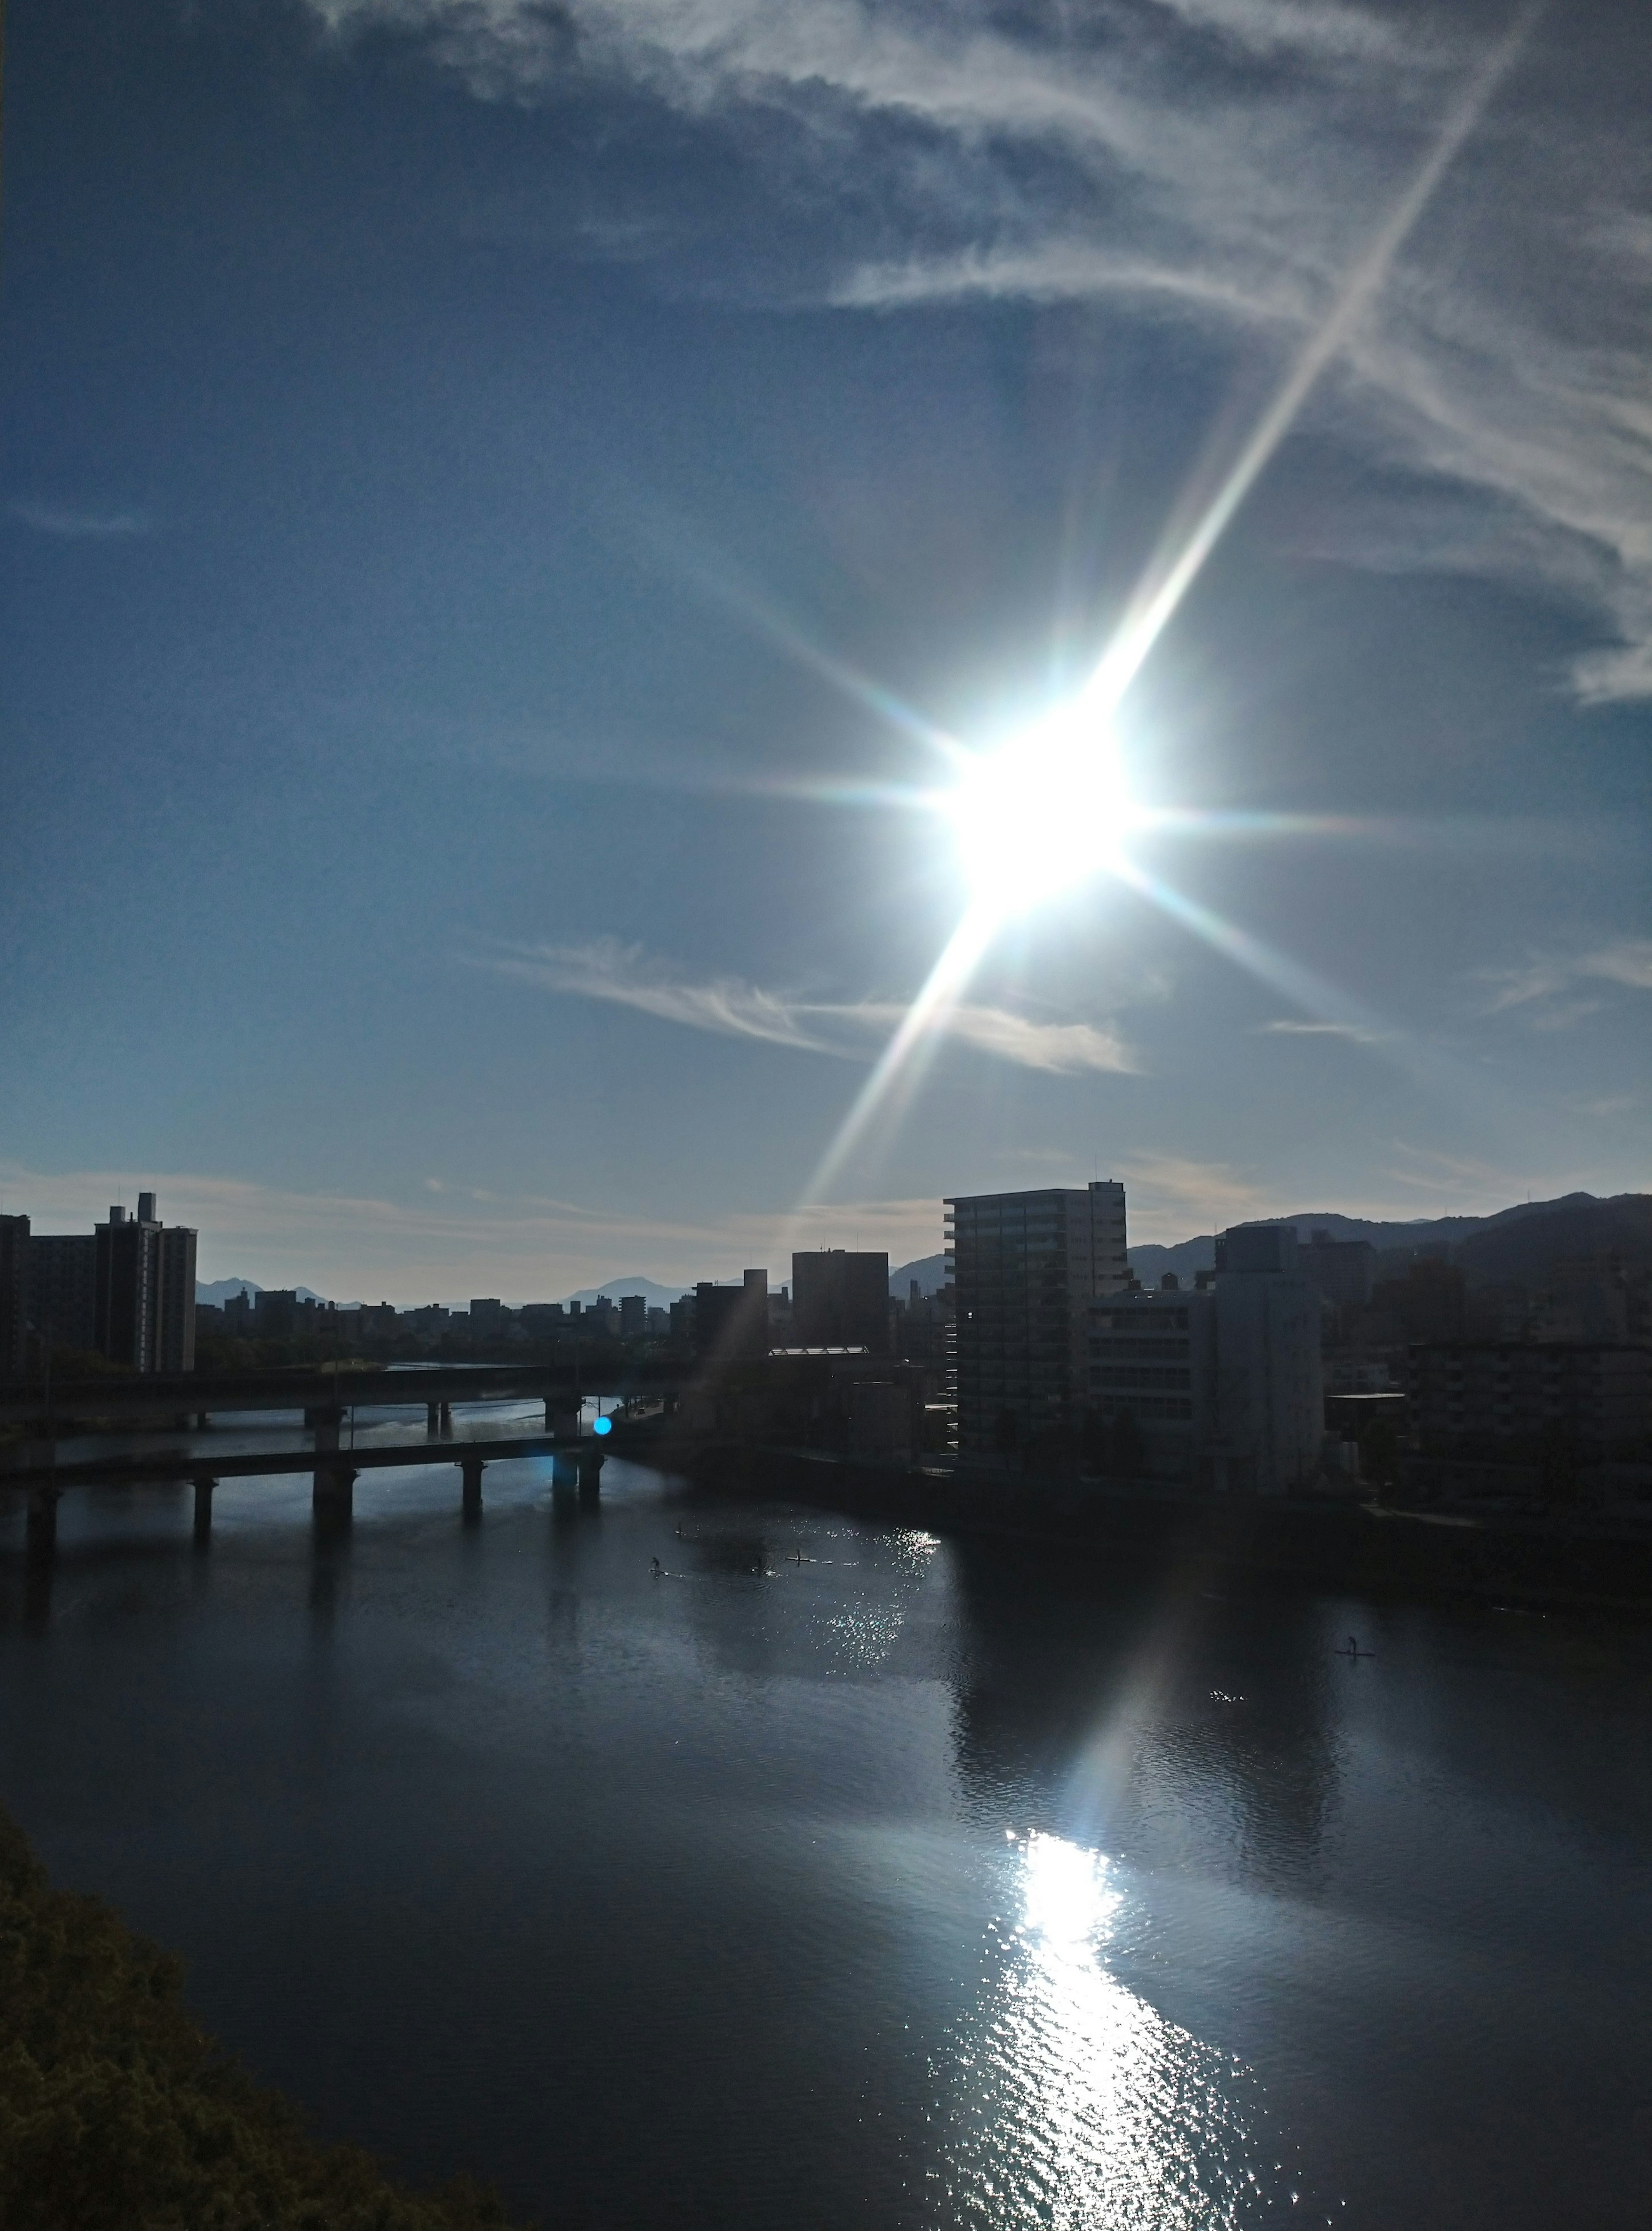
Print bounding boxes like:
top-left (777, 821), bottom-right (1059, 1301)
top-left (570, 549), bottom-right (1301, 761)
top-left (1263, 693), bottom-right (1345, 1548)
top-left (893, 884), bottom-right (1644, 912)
top-left (593, 1415), bottom-right (613, 1436)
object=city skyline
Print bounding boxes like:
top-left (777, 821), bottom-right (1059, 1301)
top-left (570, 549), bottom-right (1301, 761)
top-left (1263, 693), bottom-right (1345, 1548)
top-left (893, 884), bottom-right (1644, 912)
top-left (4, 1), bottom-right (1649, 1304)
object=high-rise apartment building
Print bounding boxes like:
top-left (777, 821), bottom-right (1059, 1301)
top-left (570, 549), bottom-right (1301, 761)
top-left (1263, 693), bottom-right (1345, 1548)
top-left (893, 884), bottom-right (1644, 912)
top-left (619, 1294), bottom-right (647, 1340)
top-left (1087, 1223), bottom-right (1322, 1494)
top-left (93, 1197), bottom-right (198, 1373)
top-left (28, 1234), bottom-right (98, 1354)
top-left (0, 1215), bottom-right (29, 1381)
top-left (946, 1182), bottom-right (1129, 1455)
top-left (791, 1250), bottom-right (890, 1353)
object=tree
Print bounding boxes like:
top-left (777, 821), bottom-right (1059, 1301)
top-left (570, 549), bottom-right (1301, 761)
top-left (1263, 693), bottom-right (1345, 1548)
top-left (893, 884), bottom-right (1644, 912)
top-left (0, 1808), bottom-right (525, 2231)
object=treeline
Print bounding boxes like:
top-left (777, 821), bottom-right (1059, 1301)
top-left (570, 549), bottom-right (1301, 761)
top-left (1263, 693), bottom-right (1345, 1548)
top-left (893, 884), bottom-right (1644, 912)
top-left (0, 1808), bottom-right (530, 2230)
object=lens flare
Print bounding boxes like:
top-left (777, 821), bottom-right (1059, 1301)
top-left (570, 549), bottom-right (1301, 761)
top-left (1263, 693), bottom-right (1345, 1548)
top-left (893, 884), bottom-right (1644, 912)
top-left (943, 703), bottom-right (1138, 922)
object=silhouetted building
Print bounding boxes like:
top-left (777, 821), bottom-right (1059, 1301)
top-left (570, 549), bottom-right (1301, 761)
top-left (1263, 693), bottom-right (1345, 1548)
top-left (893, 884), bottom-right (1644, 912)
top-left (619, 1294), bottom-right (647, 1339)
top-left (27, 1234), bottom-right (97, 1354)
top-left (1299, 1229), bottom-right (1377, 1310)
top-left (0, 1215), bottom-right (28, 1382)
top-left (92, 1197), bottom-right (197, 1372)
top-left (1088, 1221), bottom-right (1323, 1494)
top-left (694, 1268), bottom-right (770, 1360)
top-left (1403, 1340), bottom-right (1650, 1458)
top-left (947, 1182), bottom-right (1129, 1456)
top-left (254, 1288), bottom-right (299, 1340)
top-left (792, 1250), bottom-right (890, 1354)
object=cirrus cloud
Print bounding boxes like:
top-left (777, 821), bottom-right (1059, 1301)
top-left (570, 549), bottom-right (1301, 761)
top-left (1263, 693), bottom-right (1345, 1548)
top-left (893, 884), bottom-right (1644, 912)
top-left (481, 936), bottom-right (1139, 1074)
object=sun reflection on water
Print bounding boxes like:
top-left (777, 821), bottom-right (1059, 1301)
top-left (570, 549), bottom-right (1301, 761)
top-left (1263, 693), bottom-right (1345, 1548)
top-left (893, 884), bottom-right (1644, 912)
top-left (933, 1831), bottom-right (1298, 2228)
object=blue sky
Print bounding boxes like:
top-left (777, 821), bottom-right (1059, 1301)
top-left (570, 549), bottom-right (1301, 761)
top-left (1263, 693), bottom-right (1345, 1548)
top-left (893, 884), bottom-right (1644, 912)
top-left (1, 0), bottom-right (1648, 1300)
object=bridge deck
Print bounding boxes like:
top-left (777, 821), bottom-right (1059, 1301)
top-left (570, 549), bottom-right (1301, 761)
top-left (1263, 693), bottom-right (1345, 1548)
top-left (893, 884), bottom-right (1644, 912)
top-left (2, 1433), bottom-right (595, 1494)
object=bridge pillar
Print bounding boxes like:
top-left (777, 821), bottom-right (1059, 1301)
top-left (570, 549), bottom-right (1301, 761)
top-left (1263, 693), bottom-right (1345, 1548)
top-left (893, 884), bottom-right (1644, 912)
top-left (192, 1472), bottom-right (216, 1548)
top-left (459, 1455), bottom-right (486, 1523)
top-left (550, 1450), bottom-right (579, 1495)
top-left (25, 1486), bottom-right (59, 1564)
top-left (576, 1446), bottom-right (605, 1501)
top-left (196, 1410), bottom-right (210, 1431)
top-left (439, 1401), bottom-right (453, 1434)
top-left (549, 1408), bottom-right (580, 1439)
top-left (305, 1405), bottom-right (345, 1435)
top-left (426, 1402), bottom-right (442, 1435)
top-left (312, 1463), bottom-right (356, 1529)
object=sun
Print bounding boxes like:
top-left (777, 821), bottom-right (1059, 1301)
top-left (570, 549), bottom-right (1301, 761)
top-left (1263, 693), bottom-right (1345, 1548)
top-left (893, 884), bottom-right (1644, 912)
top-left (942, 699), bottom-right (1140, 921)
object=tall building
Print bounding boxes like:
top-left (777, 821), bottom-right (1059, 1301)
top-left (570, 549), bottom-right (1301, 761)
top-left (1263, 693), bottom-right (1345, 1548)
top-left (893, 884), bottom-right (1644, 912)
top-left (946, 1182), bottom-right (1129, 1455)
top-left (1087, 1222), bottom-right (1323, 1494)
top-left (29, 1234), bottom-right (97, 1353)
top-left (694, 1269), bottom-right (770, 1361)
top-left (1298, 1229), bottom-right (1376, 1311)
top-left (0, 1215), bottom-right (29, 1382)
top-left (619, 1294), bottom-right (647, 1340)
top-left (94, 1196), bottom-right (198, 1373)
top-left (791, 1250), bottom-right (890, 1353)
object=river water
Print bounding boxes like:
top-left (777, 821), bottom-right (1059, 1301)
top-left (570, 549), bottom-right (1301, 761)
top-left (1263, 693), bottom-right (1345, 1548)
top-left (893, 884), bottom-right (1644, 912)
top-left (2, 1437), bottom-right (1648, 2229)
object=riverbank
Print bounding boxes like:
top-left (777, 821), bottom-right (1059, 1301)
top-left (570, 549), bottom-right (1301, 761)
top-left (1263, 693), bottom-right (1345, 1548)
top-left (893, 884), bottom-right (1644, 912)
top-left (0, 1808), bottom-right (529, 2231)
top-left (672, 1439), bottom-right (1652, 1615)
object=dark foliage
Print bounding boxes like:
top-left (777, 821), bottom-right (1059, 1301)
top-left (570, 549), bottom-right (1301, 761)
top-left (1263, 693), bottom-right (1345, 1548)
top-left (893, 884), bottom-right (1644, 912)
top-left (0, 1810), bottom-right (530, 2231)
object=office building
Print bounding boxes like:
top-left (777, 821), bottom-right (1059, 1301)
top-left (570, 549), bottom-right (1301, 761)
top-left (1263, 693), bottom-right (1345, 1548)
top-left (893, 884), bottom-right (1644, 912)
top-left (619, 1294), bottom-right (647, 1340)
top-left (1088, 1222), bottom-right (1323, 1494)
top-left (792, 1250), bottom-right (890, 1354)
top-left (946, 1182), bottom-right (1129, 1455)
top-left (0, 1215), bottom-right (29, 1381)
top-left (694, 1268), bottom-right (770, 1361)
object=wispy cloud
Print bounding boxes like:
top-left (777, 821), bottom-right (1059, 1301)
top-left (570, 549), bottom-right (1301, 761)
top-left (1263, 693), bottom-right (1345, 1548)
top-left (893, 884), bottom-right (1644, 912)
top-left (482, 937), bottom-right (1139, 1073)
top-left (1480, 937), bottom-right (1652, 1025)
top-left (10, 499), bottom-right (153, 539)
top-left (1118, 1153), bottom-right (1270, 1236)
top-left (1257, 1018), bottom-right (1386, 1043)
top-left (486, 936), bottom-right (836, 1052)
top-left (305, 0), bottom-right (1652, 700)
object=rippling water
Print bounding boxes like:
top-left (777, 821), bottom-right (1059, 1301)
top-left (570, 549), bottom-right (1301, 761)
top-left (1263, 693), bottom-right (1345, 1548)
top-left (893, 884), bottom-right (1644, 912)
top-left (3, 1443), bottom-right (1649, 2228)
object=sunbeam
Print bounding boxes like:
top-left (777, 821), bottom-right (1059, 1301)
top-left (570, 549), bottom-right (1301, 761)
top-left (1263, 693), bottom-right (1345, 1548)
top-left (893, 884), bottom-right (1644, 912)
top-left (784, 7), bottom-right (1537, 1213)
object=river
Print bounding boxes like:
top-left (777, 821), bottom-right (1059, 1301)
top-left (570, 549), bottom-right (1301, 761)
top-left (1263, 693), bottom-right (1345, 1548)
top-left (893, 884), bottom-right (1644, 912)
top-left (3, 1438), bottom-right (1648, 2228)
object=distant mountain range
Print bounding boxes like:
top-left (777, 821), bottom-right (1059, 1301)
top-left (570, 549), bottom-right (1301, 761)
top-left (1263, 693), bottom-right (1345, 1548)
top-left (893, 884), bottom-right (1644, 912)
top-left (1128, 1192), bottom-right (1651, 1287)
top-left (562, 1276), bottom-right (686, 1309)
top-left (891, 1254), bottom-right (947, 1297)
top-left (197, 1277), bottom-right (328, 1305)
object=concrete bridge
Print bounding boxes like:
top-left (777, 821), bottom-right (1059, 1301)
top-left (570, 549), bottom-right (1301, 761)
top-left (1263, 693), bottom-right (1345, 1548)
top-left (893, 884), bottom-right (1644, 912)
top-left (5, 1429), bottom-right (611, 1561)
top-left (0, 1364), bottom-right (673, 1432)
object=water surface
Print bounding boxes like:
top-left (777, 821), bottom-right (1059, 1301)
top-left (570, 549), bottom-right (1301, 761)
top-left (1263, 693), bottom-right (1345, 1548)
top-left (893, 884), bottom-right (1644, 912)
top-left (3, 1455), bottom-right (1647, 2228)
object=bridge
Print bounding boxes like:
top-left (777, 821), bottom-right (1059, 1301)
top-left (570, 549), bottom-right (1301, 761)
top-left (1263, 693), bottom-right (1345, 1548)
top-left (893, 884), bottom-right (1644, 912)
top-left (0, 1363), bottom-right (619, 1432)
top-left (3, 1410), bottom-right (620, 1561)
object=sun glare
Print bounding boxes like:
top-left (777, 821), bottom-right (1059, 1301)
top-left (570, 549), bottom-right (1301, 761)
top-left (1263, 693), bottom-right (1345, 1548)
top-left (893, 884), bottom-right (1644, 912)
top-left (943, 701), bottom-right (1138, 921)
